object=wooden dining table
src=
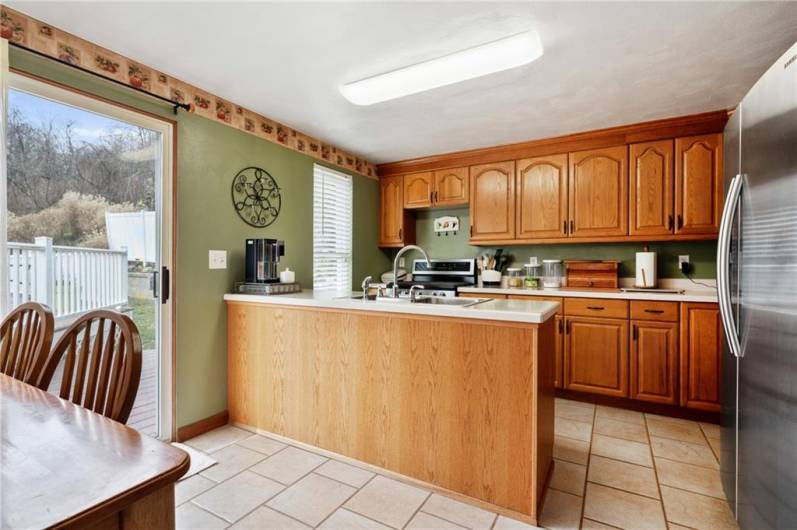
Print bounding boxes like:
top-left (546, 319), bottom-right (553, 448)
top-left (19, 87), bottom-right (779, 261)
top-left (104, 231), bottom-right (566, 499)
top-left (0, 373), bottom-right (189, 529)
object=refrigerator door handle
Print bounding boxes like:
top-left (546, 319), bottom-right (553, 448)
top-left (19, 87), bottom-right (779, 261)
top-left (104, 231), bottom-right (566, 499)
top-left (717, 173), bottom-right (744, 358)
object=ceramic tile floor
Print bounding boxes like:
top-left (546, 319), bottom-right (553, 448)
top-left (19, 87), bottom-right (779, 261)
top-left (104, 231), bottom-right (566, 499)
top-left (178, 400), bottom-right (737, 530)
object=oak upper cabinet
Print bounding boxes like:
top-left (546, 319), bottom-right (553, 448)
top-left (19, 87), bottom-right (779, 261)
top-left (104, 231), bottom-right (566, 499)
top-left (564, 316), bottom-right (629, 398)
top-left (469, 161), bottom-right (516, 241)
top-left (516, 154), bottom-right (569, 239)
top-left (434, 167), bottom-right (469, 207)
top-left (630, 140), bottom-right (674, 236)
top-left (379, 176), bottom-right (413, 247)
top-left (403, 172), bottom-right (434, 209)
top-left (675, 134), bottom-right (723, 235)
top-left (631, 320), bottom-right (679, 405)
top-left (680, 302), bottom-right (722, 412)
top-left (568, 146), bottom-right (628, 237)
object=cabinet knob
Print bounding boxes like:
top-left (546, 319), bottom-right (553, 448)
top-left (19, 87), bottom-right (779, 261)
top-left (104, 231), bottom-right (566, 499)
top-left (668, 215), bottom-right (674, 231)
top-left (632, 324), bottom-right (638, 340)
top-left (570, 220), bottom-right (575, 233)
top-left (677, 214), bottom-right (684, 230)
top-left (563, 220), bottom-right (568, 234)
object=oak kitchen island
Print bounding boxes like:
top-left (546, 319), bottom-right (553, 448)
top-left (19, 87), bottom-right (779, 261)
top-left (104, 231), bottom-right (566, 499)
top-left (224, 292), bottom-right (559, 524)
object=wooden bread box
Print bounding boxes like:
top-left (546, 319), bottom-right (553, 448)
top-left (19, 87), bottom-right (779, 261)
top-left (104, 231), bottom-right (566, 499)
top-left (565, 260), bottom-right (621, 288)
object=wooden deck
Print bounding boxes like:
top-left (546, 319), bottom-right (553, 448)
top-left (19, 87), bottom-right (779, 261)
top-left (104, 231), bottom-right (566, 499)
top-left (46, 348), bottom-right (159, 437)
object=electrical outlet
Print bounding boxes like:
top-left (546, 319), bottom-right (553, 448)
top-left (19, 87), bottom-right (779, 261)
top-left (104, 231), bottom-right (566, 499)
top-left (399, 257), bottom-right (405, 267)
top-left (209, 250), bottom-right (227, 270)
top-left (679, 255), bottom-right (691, 274)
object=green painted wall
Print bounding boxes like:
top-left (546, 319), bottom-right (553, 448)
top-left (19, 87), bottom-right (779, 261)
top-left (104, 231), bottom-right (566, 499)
top-left (409, 207), bottom-right (717, 278)
top-left (11, 48), bottom-right (391, 428)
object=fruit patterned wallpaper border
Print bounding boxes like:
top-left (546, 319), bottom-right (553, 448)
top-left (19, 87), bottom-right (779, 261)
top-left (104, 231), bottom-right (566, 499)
top-left (0, 6), bottom-right (378, 179)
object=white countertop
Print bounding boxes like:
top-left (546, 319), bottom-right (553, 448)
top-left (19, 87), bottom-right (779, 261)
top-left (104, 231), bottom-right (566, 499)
top-left (458, 283), bottom-right (718, 303)
top-left (224, 291), bottom-right (559, 324)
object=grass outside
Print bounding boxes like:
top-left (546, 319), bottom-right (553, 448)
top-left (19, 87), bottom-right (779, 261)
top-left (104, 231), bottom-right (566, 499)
top-left (128, 296), bottom-right (156, 350)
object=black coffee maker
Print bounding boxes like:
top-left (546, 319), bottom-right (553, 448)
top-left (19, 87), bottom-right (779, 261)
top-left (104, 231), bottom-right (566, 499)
top-left (245, 239), bottom-right (285, 283)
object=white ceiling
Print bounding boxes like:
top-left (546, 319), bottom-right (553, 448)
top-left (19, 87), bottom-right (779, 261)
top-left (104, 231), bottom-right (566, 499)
top-left (11, 2), bottom-right (796, 164)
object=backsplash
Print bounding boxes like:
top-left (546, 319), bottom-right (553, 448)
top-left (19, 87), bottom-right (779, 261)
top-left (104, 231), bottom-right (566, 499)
top-left (405, 208), bottom-right (717, 279)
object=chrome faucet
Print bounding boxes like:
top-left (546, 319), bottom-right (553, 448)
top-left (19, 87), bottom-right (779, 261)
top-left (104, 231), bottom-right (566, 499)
top-left (388, 245), bottom-right (431, 298)
top-left (361, 276), bottom-right (373, 301)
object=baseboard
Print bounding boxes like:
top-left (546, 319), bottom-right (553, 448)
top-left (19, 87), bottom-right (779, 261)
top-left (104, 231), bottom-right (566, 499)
top-left (176, 410), bottom-right (229, 442)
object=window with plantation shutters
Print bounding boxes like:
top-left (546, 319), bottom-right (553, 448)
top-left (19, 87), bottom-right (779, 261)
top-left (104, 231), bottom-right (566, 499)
top-left (313, 164), bottom-right (353, 293)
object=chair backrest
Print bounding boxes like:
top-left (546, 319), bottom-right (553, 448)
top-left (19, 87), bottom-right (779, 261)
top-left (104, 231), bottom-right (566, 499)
top-left (0, 302), bottom-right (55, 385)
top-left (39, 310), bottom-right (142, 424)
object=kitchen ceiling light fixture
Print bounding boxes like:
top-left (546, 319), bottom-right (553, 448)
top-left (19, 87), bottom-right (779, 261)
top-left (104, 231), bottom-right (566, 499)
top-left (340, 30), bottom-right (543, 105)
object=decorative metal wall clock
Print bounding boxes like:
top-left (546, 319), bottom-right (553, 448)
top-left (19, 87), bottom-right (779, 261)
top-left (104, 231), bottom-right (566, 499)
top-left (231, 167), bottom-right (282, 227)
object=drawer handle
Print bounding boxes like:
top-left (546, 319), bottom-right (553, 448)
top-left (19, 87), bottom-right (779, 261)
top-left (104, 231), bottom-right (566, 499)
top-left (644, 309), bottom-right (665, 314)
top-left (586, 306), bottom-right (604, 311)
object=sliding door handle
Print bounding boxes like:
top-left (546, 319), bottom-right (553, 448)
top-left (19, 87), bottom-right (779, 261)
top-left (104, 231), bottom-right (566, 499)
top-left (161, 266), bottom-right (170, 304)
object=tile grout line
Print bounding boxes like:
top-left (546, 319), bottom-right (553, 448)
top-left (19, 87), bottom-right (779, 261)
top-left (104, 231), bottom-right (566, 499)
top-left (306, 473), bottom-right (378, 529)
top-left (576, 403), bottom-right (598, 528)
top-left (643, 413), bottom-right (670, 527)
top-left (400, 490), bottom-right (433, 530)
top-left (191, 443), bottom-right (328, 527)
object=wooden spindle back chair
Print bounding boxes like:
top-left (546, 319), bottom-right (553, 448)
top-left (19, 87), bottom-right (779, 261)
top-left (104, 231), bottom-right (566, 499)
top-left (39, 310), bottom-right (142, 424)
top-left (0, 302), bottom-right (55, 385)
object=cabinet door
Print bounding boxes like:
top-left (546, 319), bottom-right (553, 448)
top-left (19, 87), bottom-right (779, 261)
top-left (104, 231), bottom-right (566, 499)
top-left (469, 161), bottom-right (515, 241)
top-left (379, 176), bottom-right (408, 247)
top-left (516, 154), bottom-right (568, 239)
top-left (675, 134), bottom-right (723, 235)
top-left (680, 303), bottom-right (722, 411)
top-left (568, 146), bottom-right (628, 237)
top-left (564, 316), bottom-right (629, 397)
top-left (631, 321), bottom-right (678, 405)
top-left (434, 167), bottom-right (469, 206)
top-left (403, 172), bottom-right (434, 209)
top-left (629, 140), bottom-right (674, 236)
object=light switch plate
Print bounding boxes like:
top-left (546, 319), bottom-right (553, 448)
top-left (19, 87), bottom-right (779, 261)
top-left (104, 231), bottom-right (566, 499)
top-left (209, 250), bottom-right (227, 269)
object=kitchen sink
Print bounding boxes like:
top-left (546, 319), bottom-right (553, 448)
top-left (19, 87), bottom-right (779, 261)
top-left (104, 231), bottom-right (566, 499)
top-left (412, 296), bottom-right (490, 306)
top-left (346, 295), bottom-right (489, 307)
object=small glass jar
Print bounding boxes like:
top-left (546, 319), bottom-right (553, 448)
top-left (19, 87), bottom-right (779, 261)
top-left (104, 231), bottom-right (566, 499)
top-left (524, 264), bottom-right (542, 289)
top-left (542, 260), bottom-right (563, 288)
top-left (507, 268), bottom-right (524, 288)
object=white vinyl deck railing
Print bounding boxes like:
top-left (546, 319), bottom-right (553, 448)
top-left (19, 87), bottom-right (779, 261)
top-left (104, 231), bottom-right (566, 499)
top-left (8, 237), bottom-right (128, 319)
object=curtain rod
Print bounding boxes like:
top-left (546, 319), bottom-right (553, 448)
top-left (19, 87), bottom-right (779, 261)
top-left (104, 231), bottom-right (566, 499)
top-left (9, 42), bottom-right (191, 114)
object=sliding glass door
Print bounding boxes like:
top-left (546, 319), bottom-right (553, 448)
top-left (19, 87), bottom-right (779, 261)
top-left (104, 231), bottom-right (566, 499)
top-left (0, 65), bottom-right (174, 439)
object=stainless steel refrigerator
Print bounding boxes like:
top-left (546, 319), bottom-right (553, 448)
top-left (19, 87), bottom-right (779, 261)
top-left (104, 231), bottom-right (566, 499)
top-left (719, 41), bottom-right (797, 530)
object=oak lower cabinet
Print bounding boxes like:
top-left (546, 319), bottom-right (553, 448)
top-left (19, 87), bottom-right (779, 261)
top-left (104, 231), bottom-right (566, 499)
top-left (680, 302), bottom-right (722, 412)
top-left (564, 316), bottom-right (629, 398)
top-left (379, 175), bottom-right (414, 247)
top-left (469, 161), bottom-right (516, 241)
top-left (631, 320), bottom-right (679, 405)
top-left (675, 134), bottom-right (723, 235)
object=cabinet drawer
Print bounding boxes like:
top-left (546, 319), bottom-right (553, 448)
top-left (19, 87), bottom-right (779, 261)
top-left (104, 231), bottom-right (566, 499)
top-left (565, 298), bottom-right (628, 318)
top-left (631, 301), bottom-right (679, 322)
top-left (507, 295), bottom-right (563, 315)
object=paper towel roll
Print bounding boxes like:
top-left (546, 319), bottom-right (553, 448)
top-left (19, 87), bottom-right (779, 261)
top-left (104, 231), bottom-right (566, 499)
top-left (635, 252), bottom-right (657, 288)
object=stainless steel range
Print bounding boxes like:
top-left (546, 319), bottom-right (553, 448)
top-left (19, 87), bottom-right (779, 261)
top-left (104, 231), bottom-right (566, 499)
top-left (396, 258), bottom-right (477, 298)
